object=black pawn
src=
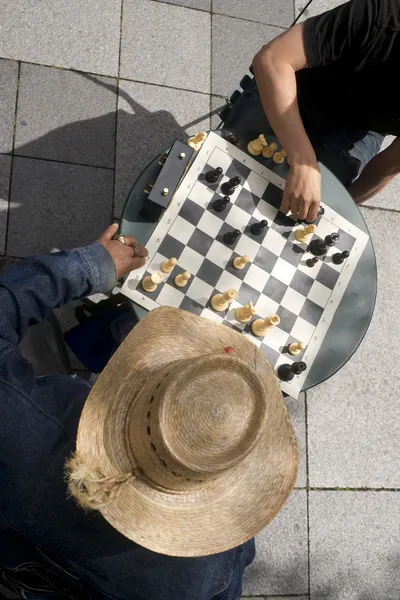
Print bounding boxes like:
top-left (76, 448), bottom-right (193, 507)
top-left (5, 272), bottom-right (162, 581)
top-left (332, 250), bottom-right (349, 265)
top-left (278, 361), bottom-right (307, 382)
top-left (213, 196), bottom-right (230, 212)
top-left (250, 219), bottom-right (268, 235)
top-left (223, 229), bottom-right (241, 245)
top-left (221, 176), bottom-right (241, 196)
top-left (308, 238), bottom-right (327, 256)
top-left (325, 233), bottom-right (340, 247)
top-left (306, 256), bottom-right (319, 268)
top-left (224, 132), bottom-right (240, 146)
top-left (206, 167), bottom-right (223, 184)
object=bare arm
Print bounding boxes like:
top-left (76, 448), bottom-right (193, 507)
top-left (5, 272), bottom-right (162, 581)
top-left (253, 24), bottom-right (321, 222)
top-left (349, 137), bottom-right (400, 204)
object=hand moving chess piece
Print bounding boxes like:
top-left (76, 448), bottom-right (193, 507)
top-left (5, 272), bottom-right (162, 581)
top-left (262, 142), bottom-right (278, 159)
top-left (247, 134), bottom-right (268, 156)
top-left (142, 272), bottom-right (163, 293)
top-left (211, 289), bottom-right (237, 312)
top-left (272, 149), bottom-right (287, 164)
top-left (295, 224), bottom-right (316, 243)
top-left (174, 271), bottom-right (191, 288)
top-left (278, 361), bottom-right (307, 382)
top-left (288, 341), bottom-right (306, 356)
top-left (187, 131), bottom-right (207, 151)
top-left (251, 314), bottom-right (280, 337)
top-left (232, 255), bottom-right (249, 270)
top-left (235, 302), bottom-right (255, 323)
top-left (161, 257), bottom-right (177, 273)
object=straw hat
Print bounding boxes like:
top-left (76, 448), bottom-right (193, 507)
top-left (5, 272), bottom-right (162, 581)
top-left (67, 306), bottom-right (299, 557)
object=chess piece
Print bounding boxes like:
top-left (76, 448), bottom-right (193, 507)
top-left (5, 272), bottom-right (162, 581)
top-left (224, 132), bottom-right (239, 146)
top-left (295, 224), bottom-right (316, 243)
top-left (262, 142), bottom-right (278, 159)
top-left (332, 250), bottom-right (350, 265)
top-left (325, 233), bottom-right (340, 247)
top-left (278, 361), bottom-right (307, 382)
top-left (213, 196), bottom-right (230, 212)
top-left (251, 314), bottom-right (280, 337)
top-left (247, 134), bottom-right (268, 156)
top-left (206, 167), bottom-right (223, 184)
top-left (308, 238), bottom-right (327, 257)
top-left (250, 220), bottom-right (268, 235)
top-left (288, 341), bottom-right (306, 356)
top-left (142, 272), bottom-right (163, 293)
top-left (187, 131), bottom-right (207, 151)
top-left (306, 256), bottom-right (319, 268)
top-left (223, 229), bottom-right (241, 245)
top-left (211, 289), bottom-right (237, 312)
top-left (232, 255), bottom-right (249, 270)
top-left (161, 257), bottom-right (177, 273)
top-left (235, 302), bottom-right (256, 323)
top-left (272, 149), bottom-right (287, 164)
top-left (304, 204), bottom-right (325, 225)
top-left (221, 176), bottom-right (241, 196)
top-left (174, 271), bottom-right (191, 288)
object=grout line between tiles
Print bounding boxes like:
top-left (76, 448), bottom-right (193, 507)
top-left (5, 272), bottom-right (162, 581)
top-left (112, 0), bottom-right (124, 221)
top-left (9, 153), bottom-right (114, 171)
top-left (4, 61), bottom-right (21, 255)
top-left (309, 487), bottom-right (400, 492)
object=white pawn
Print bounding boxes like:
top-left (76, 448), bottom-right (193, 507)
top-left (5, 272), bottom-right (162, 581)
top-left (235, 302), bottom-right (255, 323)
top-left (272, 149), bottom-right (287, 165)
top-left (187, 131), bottom-right (207, 151)
top-left (174, 271), bottom-right (191, 288)
top-left (262, 142), bottom-right (278, 159)
top-left (161, 257), bottom-right (177, 273)
top-left (251, 314), bottom-right (280, 337)
top-left (232, 255), bottom-right (249, 270)
top-left (142, 272), bottom-right (163, 293)
top-left (288, 341), bottom-right (306, 356)
top-left (247, 134), bottom-right (268, 156)
top-left (295, 224), bottom-right (316, 243)
top-left (211, 289), bottom-right (237, 312)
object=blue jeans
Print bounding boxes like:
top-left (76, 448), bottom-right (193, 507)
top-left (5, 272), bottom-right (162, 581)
top-left (224, 80), bottom-right (384, 187)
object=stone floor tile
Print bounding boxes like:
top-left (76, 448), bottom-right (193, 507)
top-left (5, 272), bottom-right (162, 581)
top-left (211, 96), bottom-right (225, 129)
top-left (7, 158), bottom-right (113, 257)
top-left (363, 135), bottom-right (399, 210)
top-left (114, 80), bottom-right (210, 217)
top-left (309, 491), bottom-right (400, 600)
top-left (212, 14), bottom-right (281, 96)
top-left (307, 208), bottom-right (400, 488)
top-left (286, 394), bottom-right (307, 488)
top-left (0, 156), bottom-right (11, 255)
top-left (161, 0), bottom-right (210, 9)
top-left (243, 491), bottom-right (308, 596)
top-left (121, 0), bottom-right (211, 93)
top-left (15, 65), bottom-right (117, 168)
top-left (0, 59), bottom-right (18, 154)
top-left (0, 0), bottom-right (121, 75)
top-left (214, 0), bottom-right (294, 28)
top-left (295, 0), bottom-right (346, 20)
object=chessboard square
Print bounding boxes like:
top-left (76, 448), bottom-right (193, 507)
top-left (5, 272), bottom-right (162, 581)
top-left (197, 210), bottom-right (224, 238)
top-left (234, 235), bottom-right (261, 261)
top-left (262, 325), bottom-right (289, 352)
top-left (187, 228), bottom-right (214, 256)
top-left (299, 298), bottom-right (324, 327)
top-left (179, 198), bottom-right (205, 227)
top-left (199, 166), bottom-right (221, 192)
top-left (149, 252), bottom-right (169, 275)
top-left (169, 215), bottom-right (196, 245)
top-left (285, 335), bottom-right (307, 360)
top-left (280, 240), bottom-right (306, 267)
top-left (259, 344), bottom-right (280, 368)
top-left (308, 280), bottom-right (332, 308)
top-left (253, 198), bottom-right (279, 223)
top-left (292, 316), bottom-right (316, 344)
top-left (206, 239), bottom-right (233, 268)
top-left (158, 235), bottom-right (186, 261)
top-left (235, 187), bottom-right (260, 214)
top-left (243, 331), bottom-right (262, 348)
top-left (206, 193), bottom-right (233, 221)
top-left (157, 284), bottom-right (185, 308)
top-left (207, 147), bottom-right (233, 172)
top-left (225, 159), bottom-right (251, 181)
top-left (271, 257), bottom-right (296, 286)
top-left (262, 182), bottom-right (283, 209)
top-left (179, 246), bottom-right (204, 275)
top-left (335, 229), bottom-right (356, 252)
top-left (188, 180), bottom-right (214, 208)
top-left (216, 269), bottom-right (243, 293)
top-left (179, 296), bottom-right (204, 316)
top-left (315, 218), bottom-right (339, 240)
top-left (225, 253), bottom-right (251, 280)
top-left (138, 270), bottom-right (165, 298)
top-left (276, 306), bottom-right (298, 333)
top-left (254, 294), bottom-right (279, 318)
top-left (217, 221), bottom-right (241, 250)
top-left (315, 262), bottom-right (340, 289)
top-left (225, 203), bottom-right (251, 230)
top-left (290, 269), bottom-right (315, 296)
top-left (281, 287), bottom-right (307, 315)
top-left (186, 276), bottom-right (214, 306)
top-left (196, 259), bottom-right (224, 288)
top-left (262, 227), bottom-right (287, 255)
top-left (201, 307), bottom-right (224, 324)
top-left (244, 170), bottom-right (269, 198)
top-left (262, 275), bottom-right (287, 303)
top-left (224, 303), bottom-right (246, 331)
top-left (237, 282), bottom-right (262, 307)
top-left (246, 217), bottom-right (269, 244)
top-left (244, 263), bottom-right (270, 292)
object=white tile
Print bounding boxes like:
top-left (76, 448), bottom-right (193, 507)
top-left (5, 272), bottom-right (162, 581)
top-left (262, 227), bottom-right (287, 255)
top-left (201, 307), bottom-right (224, 324)
top-left (308, 280), bottom-right (332, 308)
top-left (225, 203), bottom-right (251, 231)
top-left (197, 210), bottom-right (223, 238)
top-left (186, 277), bottom-right (214, 306)
top-left (243, 331), bottom-right (262, 347)
top-left (275, 354), bottom-right (294, 371)
top-left (179, 246), bottom-right (204, 274)
top-left (292, 317), bottom-right (315, 345)
top-left (271, 258), bottom-right (296, 286)
top-left (262, 326), bottom-right (289, 353)
top-left (225, 301), bottom-right (247, 330)
top-left (206, 239), bottom-right (233, 268)
top-left (216, 270), bottom-right (243, 292)
top-left (168, 215), bottom-right (196, 244)
top-left (244, 263), bottom-right (270, 292)
top-left (315, 218), bottom-right (339, 240)
top-left (157, 285), bottom-right (185, 308)
top-left (281, 287), bottom-right (307, 315)
top-left (254, 197), bottom-right (279, 223)
top-left (235, 235), bottom-right (261, 261)
top-left (297, 253), bottom-right (323, 277)
top-left (244, 171), bottom-right (269, 198)
top-left (208, 146), bottom-right (233, 172)
top-left (148, 252), bottom-right (168, 275)
top-left (255, 295), bottom-right (279, 318)
top-left (188, 180), bottom-right (214, 208)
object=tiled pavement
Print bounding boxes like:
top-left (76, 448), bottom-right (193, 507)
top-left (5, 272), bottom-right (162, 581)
top-left (0, 1), bottom-right (399, 598)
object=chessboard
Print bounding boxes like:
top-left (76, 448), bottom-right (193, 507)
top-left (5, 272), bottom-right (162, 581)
top-left (121, 132), bottom-right (369, 397)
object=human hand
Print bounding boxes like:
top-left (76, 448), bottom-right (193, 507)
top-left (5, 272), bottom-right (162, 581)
top-left (98, 224), bottom-right (148, 279)
top-left (281, 163), bottom-right (321, 222)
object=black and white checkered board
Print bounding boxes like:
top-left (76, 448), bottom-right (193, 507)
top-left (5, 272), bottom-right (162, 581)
top-left (122, 132), bottom-right (369, 397)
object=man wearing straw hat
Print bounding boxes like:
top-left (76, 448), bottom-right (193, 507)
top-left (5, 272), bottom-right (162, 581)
top-left (0, 223), bottom-right (299, 600)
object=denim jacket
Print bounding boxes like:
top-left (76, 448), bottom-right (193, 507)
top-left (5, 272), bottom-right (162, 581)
top-left (0, 242), bottom-right (254, 600)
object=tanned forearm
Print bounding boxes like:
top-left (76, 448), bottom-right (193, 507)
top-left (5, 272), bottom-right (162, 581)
top-left (349, 147), bottom-right (400, 204)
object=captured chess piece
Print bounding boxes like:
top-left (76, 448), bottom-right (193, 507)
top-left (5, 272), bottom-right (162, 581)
top-left (295, 224), bottom-right (316, 243)
top-left (224, 132), bottom-right (240, 146)
top-left (251, 314), bottom-right (280, 337)
top-left (223, 229), bottom-right (241, 245)
top-left (213, 196), bottom-right (230, 212)
top-left (272, 149), bottom-right (287, 165)
top-left (288, 341), bottom-right (306, 356)
top-left (277, 361), bottom-right (307, 382)
top-left (142, 272), bottom-right (163, 293)
top-left (233, 255), bottom-right (249, 270)
top-left (247, 134), bottom-right (268, 156)
top-left (187, 131), bottom-right (207, 151)
top-left (235, 302), bottom-right (256, 323)
top-left (262, 142), bottom-right (278, 159)
top-left (206, 167), bottom-right (223, 184)
top-left (221, 176), bottom-right (241, 196)
top-left (332, 250), bottom-right (350, 265)
top-left (211, 289), bottom-right (237, 312)
top-left (250, 220), bottom-right (268, 235)
top-left (174, 271), bottom-right (191, 288)
top-left (161, 257), bottom-right (177, 273)
top-left (306, 256), bottom-right (319, 268)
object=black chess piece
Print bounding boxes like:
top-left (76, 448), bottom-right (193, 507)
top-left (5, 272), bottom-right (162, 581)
top-left (304, 204), bottom-right (325, 225)
top-left (325, 233), bottom-right (340, 247)
top-left (306, 256), bottom-right (319, 268)
top-left (308, 238), bottom-right (327, 256)
top-left (221, 176), bottom-right (241, 196)
top-left (278, 361), bottom-right (307, 382)
top-left (206, 167), bottom-right (223, 184)
top-left (213, 196), bottom-right (230, 212)
top-left (224, 132), bottom-right (240, 146)
top-left (223, 229), bottom-right (241, 245)
top-left (332, 250), bottom-right (349, 265)
top-left (250, 220), bottom-right (268, 235)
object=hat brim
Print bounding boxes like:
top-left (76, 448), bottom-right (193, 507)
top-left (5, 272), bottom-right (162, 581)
top-left (77, 307), bottom-right (299, 557)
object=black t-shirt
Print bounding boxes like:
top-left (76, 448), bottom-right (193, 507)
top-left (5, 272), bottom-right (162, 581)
top-left (297, 0), bottom-right (400, 135)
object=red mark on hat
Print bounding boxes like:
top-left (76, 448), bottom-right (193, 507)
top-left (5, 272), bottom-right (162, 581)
top-left (224, 346), bottom-right (236, 354)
